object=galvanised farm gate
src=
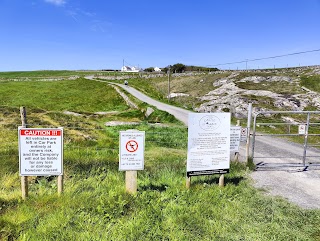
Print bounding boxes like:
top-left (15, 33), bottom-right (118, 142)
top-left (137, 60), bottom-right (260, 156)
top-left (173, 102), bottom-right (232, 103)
top-left (251, 111), bottom-right (320, 170)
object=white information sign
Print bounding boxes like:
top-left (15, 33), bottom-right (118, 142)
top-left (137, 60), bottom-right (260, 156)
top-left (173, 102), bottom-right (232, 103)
top-left (298, 124), bottom-right (306, 135)
top-left (187, 113), bottom-right (231, 175)
top-left (19, 128), bottom-right (63, 176)
top-left (240, 127), bottom-right (248, 142)
top-left (119, 130), bottom-right (145, 171)
top-left (230, 126), bottom-right (241, 152)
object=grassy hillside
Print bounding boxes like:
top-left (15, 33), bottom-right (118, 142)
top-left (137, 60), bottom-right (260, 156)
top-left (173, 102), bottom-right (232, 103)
top-left (1, 73), bottom-right (320, 240)
top-left (0, 78), bottom-right (128, 112)
top-left (301, 75), bottom-right (320, 92)
top-left (125, 67), bottom-right (320, 111)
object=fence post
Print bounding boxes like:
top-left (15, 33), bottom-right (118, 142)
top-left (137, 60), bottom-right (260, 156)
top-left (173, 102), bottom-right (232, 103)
top-left (246, 103), bottom-right (252, 164)
top-left (20, 106), bottom-right (28, 200)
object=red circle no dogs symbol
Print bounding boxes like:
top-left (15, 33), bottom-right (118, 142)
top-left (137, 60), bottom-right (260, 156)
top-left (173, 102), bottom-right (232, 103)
top-left (126, 140), bottom-right (138, 152)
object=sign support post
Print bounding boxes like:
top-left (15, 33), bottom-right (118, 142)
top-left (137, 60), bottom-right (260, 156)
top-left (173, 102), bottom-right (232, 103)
top-left (58, 175), bottom-right (63, 196)
top-left (234, 120), bottom-right (241, 162)
top-left (126, 171), bottom-right (137, 194)
top-left (186, 175), bottom-right (191, 189)
top-left (219, 174), bottom-right (224, 187)
top-left (20, 106), bottom-right (28, 200)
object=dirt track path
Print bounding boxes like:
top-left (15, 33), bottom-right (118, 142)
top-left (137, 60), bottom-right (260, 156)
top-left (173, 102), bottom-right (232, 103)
top-left (101, 79), bottom-right (320, 209)
top-left (110, 83), bottom-right (193, 125)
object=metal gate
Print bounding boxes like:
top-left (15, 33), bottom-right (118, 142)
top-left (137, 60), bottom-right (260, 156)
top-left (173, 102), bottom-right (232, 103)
top-left (251, 111), bottom-right (320, 170)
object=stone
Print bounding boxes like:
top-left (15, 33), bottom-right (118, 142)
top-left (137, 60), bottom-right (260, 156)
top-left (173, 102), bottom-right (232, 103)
top-left (145, 107), bottom-right (154, 117)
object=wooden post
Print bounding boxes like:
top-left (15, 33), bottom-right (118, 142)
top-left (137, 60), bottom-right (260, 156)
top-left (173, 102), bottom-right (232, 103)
top-left (219, 174), bottom-right (224, 187)
top-left (20, 106), bottom-right (28, 200)
top-left (21, 176), bottom-right (28, 200)
top-left (186, 176), bottom-right (191, 189)
top-left (126, 171), bottom-right (137, 194)
top-left (58, 127), bottom-right (64, 196)
top-left (234, 152), bottom-right (239, 162)
top-left (58, 175), bottom-right (63, 196)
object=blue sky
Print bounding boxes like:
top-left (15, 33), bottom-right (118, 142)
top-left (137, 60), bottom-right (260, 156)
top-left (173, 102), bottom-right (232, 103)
top-left (1, 0), bottom-right (320, 71)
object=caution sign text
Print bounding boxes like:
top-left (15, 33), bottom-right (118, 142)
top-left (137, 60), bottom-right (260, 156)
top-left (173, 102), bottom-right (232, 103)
top-left (19, 128), bottom-right (63, 176)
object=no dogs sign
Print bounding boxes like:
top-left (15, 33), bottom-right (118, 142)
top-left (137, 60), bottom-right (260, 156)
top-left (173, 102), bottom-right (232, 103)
top-left (119, 130), bottom-right (145, 171)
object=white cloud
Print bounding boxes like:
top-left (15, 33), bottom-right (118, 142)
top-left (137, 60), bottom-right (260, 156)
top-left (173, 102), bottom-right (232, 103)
top-left (44, 0), bottom-right (66, 6)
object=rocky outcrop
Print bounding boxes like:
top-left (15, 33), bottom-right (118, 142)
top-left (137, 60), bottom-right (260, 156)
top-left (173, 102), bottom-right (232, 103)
top-left (237, 75), bottom-right (293, 83)
top-left (195, 73), bottom-right (320, 118)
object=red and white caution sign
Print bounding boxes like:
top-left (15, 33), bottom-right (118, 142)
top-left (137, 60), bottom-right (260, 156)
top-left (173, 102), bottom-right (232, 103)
top-left (18, 127), bottom-right (63, 176)
top-left (119, 130), bottom-right (145, 171)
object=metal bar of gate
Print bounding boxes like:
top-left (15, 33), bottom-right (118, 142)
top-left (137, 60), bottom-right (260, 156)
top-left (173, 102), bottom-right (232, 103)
top-left (251, 112), bottom-right (259, 160)
top-left (251, 110), bottom-right (320, 166)
top-left (302, 113), bottom-right (310, 166)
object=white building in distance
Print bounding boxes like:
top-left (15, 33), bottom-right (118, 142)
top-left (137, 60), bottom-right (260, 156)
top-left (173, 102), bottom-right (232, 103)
top-left (121, 66), bottom-right (142, 72)
top-left (154, 67), bottom-right (161, 72)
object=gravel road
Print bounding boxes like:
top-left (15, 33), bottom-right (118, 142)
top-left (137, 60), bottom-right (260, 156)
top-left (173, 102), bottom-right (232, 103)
top-left (111, 81), bottom-right (320, 209)
top-left (110, 83), bottom-right (193, 125)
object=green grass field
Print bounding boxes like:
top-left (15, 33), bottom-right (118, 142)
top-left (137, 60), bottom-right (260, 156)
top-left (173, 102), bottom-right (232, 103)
top-left (1, 73), bottom-right (320, 240)
top-left (0, 70), bottom-right (137, 80)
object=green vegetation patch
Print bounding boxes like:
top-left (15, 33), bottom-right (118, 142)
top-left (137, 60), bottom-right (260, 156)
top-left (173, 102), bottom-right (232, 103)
top-left (0, 78), bottom-right (128, 112)
top-left (1, 160), bottom-right (320, 240)
top-left (236, 80), bottom-right (302, 95)
top-left (241, 94), bottom-right (277, 110)
top-left (0, 70), bottom-right (131, 80)
top-left (301, 75), bottom-right (320, 92)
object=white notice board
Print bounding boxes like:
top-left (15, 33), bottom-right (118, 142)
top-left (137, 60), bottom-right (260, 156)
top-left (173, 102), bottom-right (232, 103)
top-left (119, 130), bottom-right (145, 171)
top-left (230, 126), bottom-right (241, 152)
top-left (187, 113), bottom-right (230, 175)
top-left (19, 128), bottom-right (63, 176)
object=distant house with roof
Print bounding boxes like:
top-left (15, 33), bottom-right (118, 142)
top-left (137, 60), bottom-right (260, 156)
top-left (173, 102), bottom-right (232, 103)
top-left (154, 67), bottom-right (162, 72)
top-left (121, 66), bottom-right (142, 72)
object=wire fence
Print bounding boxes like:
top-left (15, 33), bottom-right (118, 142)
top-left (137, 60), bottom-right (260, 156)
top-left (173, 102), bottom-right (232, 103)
top-left (0, 115), bottom-right (188, 164)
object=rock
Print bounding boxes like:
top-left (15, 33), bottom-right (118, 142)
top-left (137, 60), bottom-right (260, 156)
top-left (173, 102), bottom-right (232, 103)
top-left (94, 111), bottom-right (119, 115)
top-left (105, 121), bottom-right (140, 126)
top-left (145, 107), bottom-right (154, 117)
top-left (63, 111), bottom-right (82, 117)
top-left (168, 93), bottom-right (190, 98)
top-left (237, 75), bottom-right (292, 83)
